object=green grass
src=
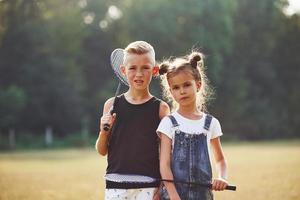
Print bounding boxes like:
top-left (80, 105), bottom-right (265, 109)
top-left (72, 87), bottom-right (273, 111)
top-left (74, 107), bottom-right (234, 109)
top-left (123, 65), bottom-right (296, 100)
top-left (0, 141), bottom-right (300, 200)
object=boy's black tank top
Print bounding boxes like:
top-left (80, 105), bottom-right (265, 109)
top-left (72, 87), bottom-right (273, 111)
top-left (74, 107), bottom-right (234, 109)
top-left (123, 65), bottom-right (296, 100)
top-left (106, 94), bottom-right (161, 189)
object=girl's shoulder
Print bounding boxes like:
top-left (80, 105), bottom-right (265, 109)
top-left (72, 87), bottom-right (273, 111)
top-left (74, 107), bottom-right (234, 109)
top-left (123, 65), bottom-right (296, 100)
top-left (163, 111), bottom-right (221, 127)
top-left (158, 113), bottom-right (177, 130)
top-left (160, 114), bottom-right (173, 124)
top-left (203, 113), bottom-right (222, 127)
top-left (203, 113), bottom-right (223, 138)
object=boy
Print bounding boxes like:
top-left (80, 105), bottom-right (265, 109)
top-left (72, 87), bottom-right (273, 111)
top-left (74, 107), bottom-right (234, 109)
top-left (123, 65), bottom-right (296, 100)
top-left (96, 41), bottom-right (170, 200)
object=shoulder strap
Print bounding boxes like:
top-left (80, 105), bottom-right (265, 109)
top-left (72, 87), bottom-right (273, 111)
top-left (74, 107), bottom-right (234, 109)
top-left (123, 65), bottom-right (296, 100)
top-left (204, 114), bottom-right (213, 131)
top-left (168, 115), bottom-right (179, 127)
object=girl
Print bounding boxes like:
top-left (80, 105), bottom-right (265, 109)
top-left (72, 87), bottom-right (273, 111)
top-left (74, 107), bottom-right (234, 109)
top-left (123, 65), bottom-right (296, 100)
top-left (157, 51), bottom-right (228, 200)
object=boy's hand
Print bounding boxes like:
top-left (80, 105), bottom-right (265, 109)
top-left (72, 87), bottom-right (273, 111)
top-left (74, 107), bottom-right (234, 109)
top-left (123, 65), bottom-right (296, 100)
top-left (211, 178), bottom-right (228, 191)
top-left (169, 193), bottom-right (181, 200)
top-left (100, 112), bottom-right (116, 133)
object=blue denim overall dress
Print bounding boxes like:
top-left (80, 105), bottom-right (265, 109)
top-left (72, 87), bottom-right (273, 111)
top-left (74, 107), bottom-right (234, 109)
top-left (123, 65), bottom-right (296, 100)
top-left (161, 114), bottom-right (214, 200)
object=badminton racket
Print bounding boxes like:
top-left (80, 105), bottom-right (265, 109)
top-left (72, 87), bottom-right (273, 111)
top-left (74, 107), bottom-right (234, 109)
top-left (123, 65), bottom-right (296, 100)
top-left (103, 48), bottom-right (129, 131)
top-left (104, 173), bottom-right (236, 191)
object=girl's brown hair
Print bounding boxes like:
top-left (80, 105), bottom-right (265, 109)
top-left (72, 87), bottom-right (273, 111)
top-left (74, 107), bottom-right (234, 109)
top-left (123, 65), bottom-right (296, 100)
top-left (159, 51), bottom-right (214, 111)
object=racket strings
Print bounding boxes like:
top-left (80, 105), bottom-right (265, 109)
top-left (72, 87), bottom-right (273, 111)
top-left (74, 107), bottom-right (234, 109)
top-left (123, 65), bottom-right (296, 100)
top-left (104, 173), bottom-right (236, 191)
top-left (110, 49), bottom-right (129, 86)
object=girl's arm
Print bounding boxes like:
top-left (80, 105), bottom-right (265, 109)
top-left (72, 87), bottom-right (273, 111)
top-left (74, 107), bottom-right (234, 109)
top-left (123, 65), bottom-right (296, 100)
top-left (95, 97), bottom-right (116, 156)
top-left (160, 133), bottom-right (181, 200)
top-left (152, 102), bottom-right (169, 200)
top-left (211, 137), bottom-right (228, 191)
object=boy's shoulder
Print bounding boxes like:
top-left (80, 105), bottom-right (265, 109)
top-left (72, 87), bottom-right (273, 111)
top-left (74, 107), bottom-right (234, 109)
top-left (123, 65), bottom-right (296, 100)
top-left (104, 96), bottom-right (115, 107)
top-left (104, 94), bottom-right (124, 105)
top-left (101, 96), bottom-right (116, 114)
top-left (157, 98), bottom-right (170, 119)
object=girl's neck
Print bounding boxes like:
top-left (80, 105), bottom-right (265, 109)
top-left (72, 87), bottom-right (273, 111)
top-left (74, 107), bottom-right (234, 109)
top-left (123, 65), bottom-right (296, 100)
top-left (177, 106), bottom-right (202, 120)
top-left (124, 89), bottom-right (152, 104)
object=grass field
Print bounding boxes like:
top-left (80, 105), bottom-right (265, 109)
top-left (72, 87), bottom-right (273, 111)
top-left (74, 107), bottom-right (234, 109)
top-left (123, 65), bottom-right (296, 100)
top-left (0, 141), bottom-right (299, 200)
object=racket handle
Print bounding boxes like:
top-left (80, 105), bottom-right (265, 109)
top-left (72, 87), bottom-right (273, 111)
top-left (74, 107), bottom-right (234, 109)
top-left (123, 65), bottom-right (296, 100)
top-left (103, 124), bottom-right (110, 131)
top-left (209, 183), bottom-right (236, 191)
top-left (225, 185), bottom-right (236, 191)
top-left (161, 179), bottom-right (236, 191)
top-left (102, 106), bottom-right (115, 132)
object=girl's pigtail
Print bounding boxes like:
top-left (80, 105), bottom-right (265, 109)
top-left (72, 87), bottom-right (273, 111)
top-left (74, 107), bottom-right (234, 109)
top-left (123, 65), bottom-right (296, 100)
top-left (159, 63), bottom-right (170, 75)
top-left (189, 52), bottom-right (204, 69)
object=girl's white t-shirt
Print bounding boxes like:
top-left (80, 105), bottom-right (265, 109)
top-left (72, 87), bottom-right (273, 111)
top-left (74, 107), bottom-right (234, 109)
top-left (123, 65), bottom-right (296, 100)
top-left (157, 111), bottom-right (223, 158)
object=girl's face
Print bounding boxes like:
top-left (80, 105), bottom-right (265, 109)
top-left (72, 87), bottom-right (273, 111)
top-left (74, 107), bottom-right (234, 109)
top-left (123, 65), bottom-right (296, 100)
top-left (121, 53), bottom-right (158, 91)
top-left (168, 71), bottom-right (201, 107)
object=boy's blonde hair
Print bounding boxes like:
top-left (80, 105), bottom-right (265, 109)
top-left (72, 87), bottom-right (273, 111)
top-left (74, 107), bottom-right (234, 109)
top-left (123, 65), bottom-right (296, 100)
top-left (159, 51), bottom-right (214, 111)
top-left (124, 41), bottom-right (156, 66)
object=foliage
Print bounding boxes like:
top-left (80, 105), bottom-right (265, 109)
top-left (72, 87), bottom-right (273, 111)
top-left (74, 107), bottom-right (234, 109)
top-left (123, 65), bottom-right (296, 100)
top-left (0, 0), bottom-right (299, 146)
top-left (0, 85), bottom-right (26, 129)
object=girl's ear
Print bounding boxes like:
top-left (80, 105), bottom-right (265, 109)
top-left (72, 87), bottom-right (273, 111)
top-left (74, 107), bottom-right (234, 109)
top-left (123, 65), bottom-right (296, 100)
top-left (152, 66), bottom-right (159, 76)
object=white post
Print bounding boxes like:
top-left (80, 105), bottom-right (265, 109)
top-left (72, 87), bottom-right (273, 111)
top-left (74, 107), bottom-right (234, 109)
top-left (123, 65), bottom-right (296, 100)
top-left (81, 117), bottom-right (89, 140)
top-left (9, 128), bottom-right (16, 149)
top-left (45, 126), bottom-right (53, 146)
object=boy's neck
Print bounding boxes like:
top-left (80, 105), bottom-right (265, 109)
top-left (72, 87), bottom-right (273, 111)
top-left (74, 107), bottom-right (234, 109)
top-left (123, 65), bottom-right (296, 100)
top-left (124, 89), bottom-right (152, 104)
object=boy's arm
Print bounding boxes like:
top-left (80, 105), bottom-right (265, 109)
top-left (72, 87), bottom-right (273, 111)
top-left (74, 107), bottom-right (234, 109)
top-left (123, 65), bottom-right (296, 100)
top-left (159, 101), bottom-right (170, 119)
top-left (95, 97), bottom-right (115, 156)
top-left (159, 133), bottom-right (181, 200)
top-left (211, 137), bottom-right (228, 190)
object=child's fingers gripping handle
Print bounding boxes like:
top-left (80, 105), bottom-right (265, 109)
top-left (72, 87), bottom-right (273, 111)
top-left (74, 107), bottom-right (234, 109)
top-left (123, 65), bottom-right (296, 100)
top-left (211, 179), bottom-right (236, 191)
top-left (103, 112), bottom-right (116, 132)
top-left (102, 106), bottom-right (114, 132)
top-left (103, 124), bottom-right (110, 131)
top-left (208, 182), bottom-right (236, 191)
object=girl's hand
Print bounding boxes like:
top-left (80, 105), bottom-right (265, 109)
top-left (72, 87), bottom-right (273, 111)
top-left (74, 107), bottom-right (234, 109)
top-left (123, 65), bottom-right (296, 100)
top-left (100, 112), bottom-right (116, 133)
top-left (212, 178), bottom-right (228, 191)
top-left (169, 193), bottom-right (181, 200)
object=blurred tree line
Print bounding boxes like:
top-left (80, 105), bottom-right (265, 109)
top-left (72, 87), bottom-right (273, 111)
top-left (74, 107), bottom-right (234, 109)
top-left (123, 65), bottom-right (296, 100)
top-left (0, 0), bottom-right (299, 146)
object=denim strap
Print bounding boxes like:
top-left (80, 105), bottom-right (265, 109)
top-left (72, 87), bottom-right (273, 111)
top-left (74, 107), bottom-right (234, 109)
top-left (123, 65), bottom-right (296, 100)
top-left (168, 115), bottom-right (179, 127)
top-left (204, 114), bottom-right (213, 131)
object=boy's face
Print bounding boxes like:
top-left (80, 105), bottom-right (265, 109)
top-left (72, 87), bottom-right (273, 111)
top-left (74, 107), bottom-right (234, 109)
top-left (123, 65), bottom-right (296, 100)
top-left (121, 52), bottom-right (158, 91)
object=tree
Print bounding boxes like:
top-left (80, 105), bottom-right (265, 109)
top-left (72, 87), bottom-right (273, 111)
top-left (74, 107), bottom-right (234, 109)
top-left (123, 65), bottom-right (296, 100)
top-left (0, 85), bottom-right (26, 131)
top-left (220, 0), bottom-right (290, 139)
top-left (0, 0), bottom-right (85, 135)
top-left (272, 14), bottom-right (300, 137)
